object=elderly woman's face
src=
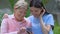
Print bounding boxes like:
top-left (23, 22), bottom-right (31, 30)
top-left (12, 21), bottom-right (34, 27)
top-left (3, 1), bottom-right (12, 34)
top-left (14, 6), bottom-right (27, 21)
top-left (30, 7), bottom-right (42, 17)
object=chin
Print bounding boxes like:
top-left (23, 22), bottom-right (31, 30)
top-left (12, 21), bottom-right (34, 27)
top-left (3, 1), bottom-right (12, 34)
top-left (17, 19), bottom-right (23, 21)
top-left (18, 18), bottom-right (24, 20)
top-left (34, 15), bottom-right (39, 18)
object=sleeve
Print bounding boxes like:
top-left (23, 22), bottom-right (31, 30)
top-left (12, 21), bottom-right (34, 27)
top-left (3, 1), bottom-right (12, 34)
top-left (45, 14), bottom-right (54, 30)
top-left (46, 14), bottom-right (54, 26)
top-left (1, 19), bottom-right (18, 34)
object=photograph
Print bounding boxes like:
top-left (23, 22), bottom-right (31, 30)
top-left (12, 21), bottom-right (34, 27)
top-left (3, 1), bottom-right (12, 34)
top-left (0, 0), bottom-right (60, 34)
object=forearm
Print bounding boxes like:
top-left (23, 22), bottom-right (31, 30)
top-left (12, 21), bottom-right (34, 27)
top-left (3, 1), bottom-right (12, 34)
top-left (40, 17), bottom-right (49, 34)
top-left (1, 31), bottom-right (18, 34)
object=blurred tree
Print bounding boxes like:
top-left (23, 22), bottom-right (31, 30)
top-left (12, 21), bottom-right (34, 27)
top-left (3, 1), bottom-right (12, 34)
top-left (9, 0), bottom-right (18, 13)
top-left (42, 0), bottom-right (49, 5)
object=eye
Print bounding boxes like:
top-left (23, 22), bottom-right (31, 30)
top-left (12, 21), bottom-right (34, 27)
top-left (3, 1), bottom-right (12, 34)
top-left (20, 11), bottom-right (22, 13)
top-left (35, 10), bottom-right (37, 12)
top-left (30, 9), bottom-right (34, 12)
top-left (35, 9), bottom-right (39, 12)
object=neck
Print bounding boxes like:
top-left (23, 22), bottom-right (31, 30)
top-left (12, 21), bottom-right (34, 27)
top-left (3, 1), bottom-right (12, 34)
top-left (14, 14), bottom-right (24, 22)
top-left (16, 18), bottom-right (24, 22)
top-left (34, 16), bottom-right (40, 18)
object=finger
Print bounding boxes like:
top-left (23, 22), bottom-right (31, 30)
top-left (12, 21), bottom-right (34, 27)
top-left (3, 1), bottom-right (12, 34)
top-left (42, 7), bottom-right (45, 14)
top-left (20, 27), bottom-right (26, 32)
top-left (21, 27), bottom-right (26, 29)
top-left (3, 13), bottom-right (8, 18)
top-left (42, 9), bottom-right (45, 15)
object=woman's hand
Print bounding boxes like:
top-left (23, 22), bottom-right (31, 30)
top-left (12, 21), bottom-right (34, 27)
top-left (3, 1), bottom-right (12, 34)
top-left (40, 8), bottom-right (45, 18)
top-left (39, 8), bottom-right (50, 34)
top-left (17, 27), bottom-right (28, 34)
top-left (3, 13), bottom-right (8, 19)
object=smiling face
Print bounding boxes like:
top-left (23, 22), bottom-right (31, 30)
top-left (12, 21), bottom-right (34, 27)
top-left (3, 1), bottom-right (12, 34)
top-left (30, 7), bottom-right (42, 17)
top-left (30, 0), bottom-right (46, 18)
top-left (13, 0), bottom-right (28, 21)
top-left (14, 6), bottom-right (28, 21)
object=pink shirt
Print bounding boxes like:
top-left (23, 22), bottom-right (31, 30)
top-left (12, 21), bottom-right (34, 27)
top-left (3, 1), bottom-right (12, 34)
top-left (1, 15), bottom-right (31, 34)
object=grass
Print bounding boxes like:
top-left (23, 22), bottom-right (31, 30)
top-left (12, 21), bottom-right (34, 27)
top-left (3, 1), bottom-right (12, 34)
top-left (54, 21), bottom-right (60, 34)
top-left (54, 26), bottom-right (60, 34)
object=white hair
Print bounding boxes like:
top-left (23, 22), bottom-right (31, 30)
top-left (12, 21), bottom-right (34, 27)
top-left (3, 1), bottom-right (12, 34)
top-left (15, 0), bottom-right (28, 8)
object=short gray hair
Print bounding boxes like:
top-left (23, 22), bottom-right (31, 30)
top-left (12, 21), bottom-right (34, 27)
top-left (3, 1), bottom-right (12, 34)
top-left (15, 0), bottom-right (28, 8)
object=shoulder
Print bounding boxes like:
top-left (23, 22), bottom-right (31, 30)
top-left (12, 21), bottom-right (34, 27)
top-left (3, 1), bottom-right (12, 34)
top-left (43, 14), bottom-right (54, 22)
top-left (27, 15), bottom-right (34, 21)
top-left (1, 18), bottom-right (9, 26)
top-left (24, 17), bottom-right (31, 23)
top-left (2, 18), bottom-right (11, 23)
top-left (8, 14), bottom-right (14, 18)
top-left (3, 14), bottom-right (13, 19)
top-left (24, 17), bottom-right (32, 27)
top-left (47, 14), bottom-right (53, 17)
top-left (27, 15), bottom-right (34, 19)
top-left (2, 18), bottom-right (9, 22)
top-left (43, 14), bottom-right (53, 19)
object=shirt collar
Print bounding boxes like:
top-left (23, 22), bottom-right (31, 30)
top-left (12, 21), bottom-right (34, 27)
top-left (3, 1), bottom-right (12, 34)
top-left (11, 14), bottom-right (26, 23)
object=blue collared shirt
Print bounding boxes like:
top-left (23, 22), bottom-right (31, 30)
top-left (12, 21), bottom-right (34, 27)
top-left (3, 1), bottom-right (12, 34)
top-left (27, 14), bottom-right (54, 34)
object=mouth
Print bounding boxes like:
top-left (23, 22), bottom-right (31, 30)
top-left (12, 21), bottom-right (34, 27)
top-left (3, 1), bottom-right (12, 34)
top-left (33, 14), bottom-right (40, 17)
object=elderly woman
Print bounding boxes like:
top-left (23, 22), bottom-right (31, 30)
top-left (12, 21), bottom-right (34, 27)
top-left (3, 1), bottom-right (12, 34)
top-left (1, 0), bottom-right (32, 34)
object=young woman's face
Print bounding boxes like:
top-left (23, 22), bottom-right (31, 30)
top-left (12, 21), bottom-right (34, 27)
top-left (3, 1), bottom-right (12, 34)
top-left (14, 6), bottom-right (27, 21)
top-left (30, 7), bottom-right (42, 17)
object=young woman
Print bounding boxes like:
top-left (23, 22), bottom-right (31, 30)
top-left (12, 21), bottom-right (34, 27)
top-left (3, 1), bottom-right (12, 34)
top-left (1, 0), bottom-right (32, 34)
top-left (27, 0), bottom-right (54, 34)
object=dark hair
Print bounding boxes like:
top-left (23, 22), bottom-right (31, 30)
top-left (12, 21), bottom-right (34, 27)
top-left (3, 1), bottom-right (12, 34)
top-left (30, 0), bottom-right (49, 15)
top-left (30, 0), bottom-right (54, 30)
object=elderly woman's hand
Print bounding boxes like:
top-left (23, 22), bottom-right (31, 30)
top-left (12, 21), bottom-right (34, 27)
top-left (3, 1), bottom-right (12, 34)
top-left (17, 27), bottom-right (28, 34)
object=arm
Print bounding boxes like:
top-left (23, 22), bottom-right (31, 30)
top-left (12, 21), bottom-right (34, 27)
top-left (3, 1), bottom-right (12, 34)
top-left (39, 8), bottom-right (52, 34)
top-left (1, 19), bottom-right (18, 34)
top-left (40, 17), bottom-right (50, 34)
top-left (1, 19), bottom-right (32, 34)
top-left (40, 14), bottom-right (54, 34)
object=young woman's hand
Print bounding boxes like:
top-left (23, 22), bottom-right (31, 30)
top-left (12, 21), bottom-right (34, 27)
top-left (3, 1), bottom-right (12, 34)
top-left (40, 8), bottom-right (45, 18)
top-left (39, 8), bottom-right (50, 34)
top-left (3, 13), bottom-right (8, 19)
